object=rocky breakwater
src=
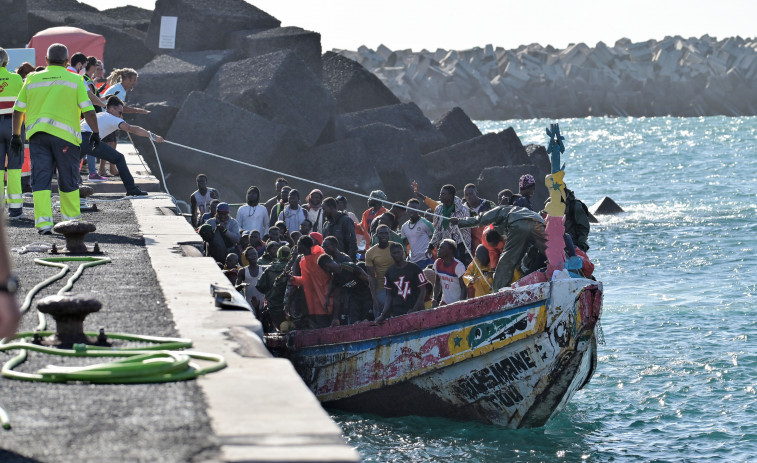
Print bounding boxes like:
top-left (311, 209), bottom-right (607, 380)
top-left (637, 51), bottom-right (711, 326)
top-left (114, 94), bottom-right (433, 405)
top-left (114, 0), bottom-right (550, 207)
top-left (338, 36), bottom-right (757, 120)
top-left (26, 0), bottom-right (156, 69)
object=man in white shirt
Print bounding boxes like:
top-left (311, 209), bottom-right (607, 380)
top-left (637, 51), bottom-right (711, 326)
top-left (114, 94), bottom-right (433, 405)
top-left (400, 198), bottom-right (435, 268)
top-left (79, 96), bottom-right (162, 195)
top-left (237, 186), bottom-right (269, 234)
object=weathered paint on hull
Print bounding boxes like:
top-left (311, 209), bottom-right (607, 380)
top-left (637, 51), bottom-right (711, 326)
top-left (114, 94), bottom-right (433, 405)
top-left (267, 278), bottom-right (603, 428)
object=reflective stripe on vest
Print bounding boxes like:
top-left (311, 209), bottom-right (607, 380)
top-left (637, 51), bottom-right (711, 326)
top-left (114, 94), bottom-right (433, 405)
top-left (26, 79), bottom-right (80, 91)
top-left (26, 117), bottom-right (81, 141)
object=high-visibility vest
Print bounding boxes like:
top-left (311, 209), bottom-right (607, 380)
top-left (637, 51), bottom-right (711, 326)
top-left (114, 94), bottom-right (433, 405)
top-left (14, 65), bottom-right (93, 145)
top-left (0, 67), bottom-right (23, 115)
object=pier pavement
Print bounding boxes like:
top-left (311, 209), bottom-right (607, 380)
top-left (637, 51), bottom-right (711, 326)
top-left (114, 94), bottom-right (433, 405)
top-left (1, 143), bottom-right (360, 463)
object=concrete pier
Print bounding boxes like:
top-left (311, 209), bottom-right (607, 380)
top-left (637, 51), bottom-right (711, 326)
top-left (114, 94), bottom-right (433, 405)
top-left (3, 143), bottom-right (360, 463)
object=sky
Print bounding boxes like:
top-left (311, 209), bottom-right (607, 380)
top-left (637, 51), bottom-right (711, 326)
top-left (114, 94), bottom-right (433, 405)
top-left (81, 0), bottom-right (757, 51)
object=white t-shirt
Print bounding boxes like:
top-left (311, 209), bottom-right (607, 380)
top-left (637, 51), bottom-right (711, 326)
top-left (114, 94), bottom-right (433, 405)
top-left (434, 258), bottom-right (466, 305)
top-left (81, 112), bottom-right (124, 138)
top-left (103, 83), bottom-right (127, 100)
top-left (401, 218), bottom-right (434, 263)
top-left (237, 204), bottom-right (269, 234)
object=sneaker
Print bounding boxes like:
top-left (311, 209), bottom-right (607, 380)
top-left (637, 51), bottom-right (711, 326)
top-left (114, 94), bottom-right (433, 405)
top-left (126, 188), bottom-right (148, 196)
top-left (38, 226), bottom-right (53, 235)
top-left (8, 208), bottom-right (23, 218)
top-left (89, 173), bottom-right (109, 182)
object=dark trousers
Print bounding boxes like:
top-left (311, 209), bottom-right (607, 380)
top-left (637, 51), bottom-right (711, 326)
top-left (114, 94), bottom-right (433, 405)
top-left (81, 132), bottom-right (135, 190)
top-left (29, 132), bottom-right (79, 193)
top-left (0, 117), bottom-right (24, 169)
top-left (493, 220), bottom-right (547, 289)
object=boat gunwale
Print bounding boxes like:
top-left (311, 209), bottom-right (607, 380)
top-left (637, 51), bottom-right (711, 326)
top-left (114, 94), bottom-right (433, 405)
top-left (269, 282), bottom-right (553, 349)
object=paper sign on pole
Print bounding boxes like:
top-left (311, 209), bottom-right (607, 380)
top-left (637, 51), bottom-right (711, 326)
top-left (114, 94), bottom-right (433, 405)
top-left (158, 16), bottom-right (178, 49)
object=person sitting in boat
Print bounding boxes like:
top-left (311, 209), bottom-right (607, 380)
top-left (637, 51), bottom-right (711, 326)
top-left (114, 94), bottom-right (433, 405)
top-left (318, 254), bottom-right (371, 326)
top-left (432, 239), bottom-right (467, 307)
top-left (289, 235), bottom-right (332, 329)
top-left (463, 245), bottom-right (494, 298)
top-left (322, 236), bottom-right (352, 263)
top-left (482, 227), bottom-right (504, 270)
top-left (450, 204), bottom-right (546, 290)
top-left (375, 243), bottom-right (427, 324)
top-left (513, 174), bottom-right (536, 211)
top-left (365, 224), bottom-right (394, 318)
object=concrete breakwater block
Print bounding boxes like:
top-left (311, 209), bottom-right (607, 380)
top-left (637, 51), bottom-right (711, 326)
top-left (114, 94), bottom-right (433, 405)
top-left (159, 91), bottom-right (297, 205)
top-left (590, 196), bottom-right (625, 215)
top-left (497, 127), bottom-right (531, 165)
top-left (346, 123), bottom-right (429, 200)
top-left (422, 133), bottom-right (510, 185)
top-left (146, 0), bottom-right (280, 52)
top-left (207, 51), bottom-right (335, 149)
top-left (322, 51), bottom-right (400, 114)
top-left (28, 3), bottom-right (156, 70)
top-left (433, 107), bottom-right (482, 146)
top-left (344, 36), bottom-right (757, 119)
top-left (339, 103), bottom-right (446, 154)
top-left (282, 138), bottom-right (383, 204)
top-left (131, 49), bottom-right (237, 106)
top-left (240, 26), bottom-right (323, 77)
top-left (477, 164), bottom-right (545, 206)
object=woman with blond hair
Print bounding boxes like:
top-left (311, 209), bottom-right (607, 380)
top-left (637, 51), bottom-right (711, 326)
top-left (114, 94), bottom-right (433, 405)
top-left (97, 68), bottom-right (149, 177)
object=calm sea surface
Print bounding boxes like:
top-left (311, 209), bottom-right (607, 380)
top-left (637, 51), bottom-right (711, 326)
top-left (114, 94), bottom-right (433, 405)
top-left (332, 116), bottom-right (757, 462)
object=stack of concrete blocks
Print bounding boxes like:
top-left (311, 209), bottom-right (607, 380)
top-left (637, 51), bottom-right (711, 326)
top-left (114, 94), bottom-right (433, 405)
top-left (21, 0), bottom-right (549, 207)
top-left (28, 0), bottom-right (156, 70)
top-left (340, 35), bottom-right (757, 120)
top-left (124, 0), bottom-right (548, 207)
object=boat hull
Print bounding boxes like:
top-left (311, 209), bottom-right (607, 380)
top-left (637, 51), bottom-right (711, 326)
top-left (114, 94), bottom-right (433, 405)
top-left (266, 278), bottom-right (603, 428)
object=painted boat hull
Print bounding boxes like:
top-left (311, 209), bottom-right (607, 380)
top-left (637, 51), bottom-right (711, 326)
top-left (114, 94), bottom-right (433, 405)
top-left (265, 278), bottom-right (603, 428)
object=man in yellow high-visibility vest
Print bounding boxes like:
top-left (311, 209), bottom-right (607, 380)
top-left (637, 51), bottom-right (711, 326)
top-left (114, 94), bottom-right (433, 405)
top-left (10, 43), bottom-right (99, 235)
top-left (0, 48), bottom-right (25, 218)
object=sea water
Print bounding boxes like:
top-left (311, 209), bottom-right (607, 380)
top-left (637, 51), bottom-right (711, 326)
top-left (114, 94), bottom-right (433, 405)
top-left (332, 116), bottom-right (757, 462)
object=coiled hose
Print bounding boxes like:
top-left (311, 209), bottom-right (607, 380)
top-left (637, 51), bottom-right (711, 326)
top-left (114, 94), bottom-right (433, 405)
top-left (0, 256), bottom-right (226, 430)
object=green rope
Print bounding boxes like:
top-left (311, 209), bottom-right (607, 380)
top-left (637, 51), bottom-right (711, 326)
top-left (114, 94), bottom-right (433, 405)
top-left (0, 255), bottom-right (227, 430)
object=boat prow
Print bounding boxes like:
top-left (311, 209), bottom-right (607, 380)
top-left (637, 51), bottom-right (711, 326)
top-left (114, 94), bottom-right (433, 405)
top-left (265, 277), bottom-right (603, 428)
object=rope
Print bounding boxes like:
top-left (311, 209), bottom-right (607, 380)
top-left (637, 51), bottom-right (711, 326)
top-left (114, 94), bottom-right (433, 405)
top-left (153, 137), bottom-right (494, 291)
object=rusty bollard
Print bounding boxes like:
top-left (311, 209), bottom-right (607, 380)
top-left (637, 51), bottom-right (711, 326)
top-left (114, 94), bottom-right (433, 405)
top-left (52, 221), bottom-right (97, 254)
top-left (37, 293), bottom-right (103, 348)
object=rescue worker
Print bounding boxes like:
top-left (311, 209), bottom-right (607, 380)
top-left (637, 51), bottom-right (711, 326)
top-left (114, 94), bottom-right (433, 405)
top-left (0, 48), bottom-right (25, 217)
top-left (450, 205), bottom-right (547, 290)
top-left (11, 43), bottom-right (99, 235)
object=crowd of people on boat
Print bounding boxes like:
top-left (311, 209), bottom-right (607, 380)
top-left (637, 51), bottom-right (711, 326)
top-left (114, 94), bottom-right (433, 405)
top-left (191, 173), bottom-right (594, 332)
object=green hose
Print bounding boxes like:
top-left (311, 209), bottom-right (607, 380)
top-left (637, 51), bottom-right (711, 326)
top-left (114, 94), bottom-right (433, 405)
top-left (0, 255), bottom-right (227, 430)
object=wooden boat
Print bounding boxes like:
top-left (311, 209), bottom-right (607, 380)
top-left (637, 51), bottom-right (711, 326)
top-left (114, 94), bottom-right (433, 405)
top-left (265, 277), bottom-right (603, 428)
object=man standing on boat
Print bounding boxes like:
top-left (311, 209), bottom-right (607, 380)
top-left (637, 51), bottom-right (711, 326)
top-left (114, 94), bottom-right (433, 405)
top-left (375, 242), bottom-right (427, 323)
top-left (450, 205), bottom-right (546, 289)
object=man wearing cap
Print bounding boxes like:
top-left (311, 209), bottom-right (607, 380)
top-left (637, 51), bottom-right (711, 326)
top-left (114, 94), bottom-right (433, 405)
top-left (0, 48), bottom-right (25, 218)
top-left (11, 43), bottom-right (100, 234)
top-left (200, 202), bottom-right (240, 264)
top-left (357, 190), bottom-right (388, 245)
top-left (513, 174), bottom-right (536, 211)
top-left (450, 204), bottom-right (546, 290)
